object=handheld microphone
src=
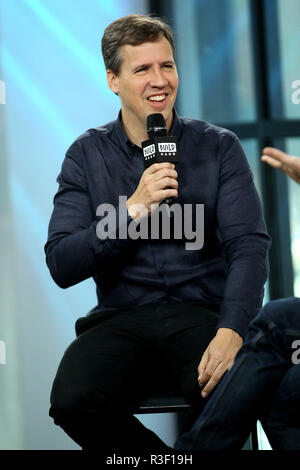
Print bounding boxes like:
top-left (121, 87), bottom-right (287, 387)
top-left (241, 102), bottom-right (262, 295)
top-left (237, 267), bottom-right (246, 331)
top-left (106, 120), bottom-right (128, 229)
top-left (142, 113), bottom-right (179, 205)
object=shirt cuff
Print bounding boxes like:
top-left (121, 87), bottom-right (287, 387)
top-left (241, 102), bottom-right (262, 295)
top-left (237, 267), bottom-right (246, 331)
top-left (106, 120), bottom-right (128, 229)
top-left (216, 300), bottom-right (261, 339)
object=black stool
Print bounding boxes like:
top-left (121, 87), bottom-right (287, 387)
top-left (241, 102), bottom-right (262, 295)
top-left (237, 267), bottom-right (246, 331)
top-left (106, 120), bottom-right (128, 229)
top-left (129, 383), bottom-right (258, 450)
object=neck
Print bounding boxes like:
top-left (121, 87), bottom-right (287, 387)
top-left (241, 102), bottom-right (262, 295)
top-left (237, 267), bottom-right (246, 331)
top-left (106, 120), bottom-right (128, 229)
top-left (121, 110), bottom-right (173, 147)
top-left (121, 118), bottom-right (147, 148)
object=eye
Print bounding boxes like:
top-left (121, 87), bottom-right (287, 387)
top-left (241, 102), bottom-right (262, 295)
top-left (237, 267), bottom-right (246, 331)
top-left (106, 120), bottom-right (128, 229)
top-left (135, 67), bottom-right (147, 73)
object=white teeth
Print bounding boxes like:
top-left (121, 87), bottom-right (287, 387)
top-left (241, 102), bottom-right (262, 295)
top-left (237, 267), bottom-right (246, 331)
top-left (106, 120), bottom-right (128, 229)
top-left (148, 95), bottom-right (166, 102)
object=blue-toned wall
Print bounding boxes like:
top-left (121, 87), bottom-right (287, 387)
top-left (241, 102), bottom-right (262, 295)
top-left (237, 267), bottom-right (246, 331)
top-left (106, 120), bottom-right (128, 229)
top-left (0, 0), bottom-right (178, 449)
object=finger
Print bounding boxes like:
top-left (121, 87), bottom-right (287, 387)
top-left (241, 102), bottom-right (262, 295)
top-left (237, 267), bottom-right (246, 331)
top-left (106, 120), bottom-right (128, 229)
top-left (156, 188), bottom-right (178, 202)
top-left (199, 356), bottom-right (222, 388)
top-left (261, 155), bottom-right (283, 169)
top-left (201, 362), bottom-right (227, 398)
top-left (198, 351), bottom-right (209, 385)
top-left (153, 177), bottom-right (178, 199)
top-left (147, 162), bottom-right (175, 174)
top-left (152, 169), bottom-right (178, 184)
top-left (261, 155), bottom-right (298, 181)
top-left (262, 147), bottom-right (290, 164)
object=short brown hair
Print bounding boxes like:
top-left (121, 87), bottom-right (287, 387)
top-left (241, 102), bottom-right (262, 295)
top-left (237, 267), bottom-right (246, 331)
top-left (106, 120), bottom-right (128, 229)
top-left (101, 14), bottom-right (175, 75)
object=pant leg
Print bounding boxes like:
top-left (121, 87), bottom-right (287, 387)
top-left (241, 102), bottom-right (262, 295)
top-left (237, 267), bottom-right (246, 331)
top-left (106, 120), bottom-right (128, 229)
top-left (49, 306), bottom-right (170, 453)
top-left (174, 297), bottom-right (300, 450)
top-left (148, 301), bottom-right (220, 437)
top-left (158, 302), bottom-right (220, 404)
top-left (260, 363), bottom-right (300, 450)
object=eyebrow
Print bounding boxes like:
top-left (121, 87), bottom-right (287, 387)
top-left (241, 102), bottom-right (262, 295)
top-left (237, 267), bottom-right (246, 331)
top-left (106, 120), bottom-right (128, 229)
top-left (132, 60), bottom-right (175, 71)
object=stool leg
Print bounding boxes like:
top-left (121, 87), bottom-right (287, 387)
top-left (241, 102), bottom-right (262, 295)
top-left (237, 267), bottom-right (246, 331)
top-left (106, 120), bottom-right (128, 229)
top-left (250, 422), bottom-right (259, 450)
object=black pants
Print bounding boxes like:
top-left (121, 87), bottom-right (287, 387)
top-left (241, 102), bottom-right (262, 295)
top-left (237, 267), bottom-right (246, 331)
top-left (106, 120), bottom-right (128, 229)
top-left (49, 302), bottom-right (219, 452)
top-left (175, 297), bottom-right (300, 450)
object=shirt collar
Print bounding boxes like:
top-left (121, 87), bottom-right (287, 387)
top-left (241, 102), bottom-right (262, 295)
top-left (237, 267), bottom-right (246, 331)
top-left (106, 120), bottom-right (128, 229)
top-left (114, 108), bottom-right (183, 160)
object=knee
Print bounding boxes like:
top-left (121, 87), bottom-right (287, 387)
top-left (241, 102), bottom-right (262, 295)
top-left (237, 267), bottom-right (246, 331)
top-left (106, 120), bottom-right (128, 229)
top-left (243, 297), bottom-right (300, 347)
top-left (49, 386), bottom-right (85, 424)
top-left (49, 380), bottom-right (108, 425)
top-left (258, 297), bottom-right (300, 328)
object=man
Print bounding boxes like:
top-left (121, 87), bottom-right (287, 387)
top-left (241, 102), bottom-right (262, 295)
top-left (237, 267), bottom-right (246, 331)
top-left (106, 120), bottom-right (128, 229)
top-left (45, 14), bottom-right (270, 452)
top-left (175, 149), bottom-right (300, 450)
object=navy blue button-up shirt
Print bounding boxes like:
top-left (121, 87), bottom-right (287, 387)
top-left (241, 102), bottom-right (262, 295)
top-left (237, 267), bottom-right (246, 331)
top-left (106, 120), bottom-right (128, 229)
top-left (45, 110), bottom-right (271, 338)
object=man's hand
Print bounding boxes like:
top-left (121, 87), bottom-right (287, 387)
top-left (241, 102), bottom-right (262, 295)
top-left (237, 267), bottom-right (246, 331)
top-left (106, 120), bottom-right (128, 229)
top-left (198, 328), bottom-right (243, 398)
top-left (126, 162), bottom-right (178, 219)
top-left (261, 147), bottom-right (300, 184)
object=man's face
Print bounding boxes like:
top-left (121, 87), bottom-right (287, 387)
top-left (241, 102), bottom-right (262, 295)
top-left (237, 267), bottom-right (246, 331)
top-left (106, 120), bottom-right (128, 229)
top-left (107, 35), bottom-right (178, 136)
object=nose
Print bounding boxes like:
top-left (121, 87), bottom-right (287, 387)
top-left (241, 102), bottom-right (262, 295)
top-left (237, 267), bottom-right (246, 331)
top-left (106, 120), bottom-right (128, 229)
top-left (149, 67), bottom-right (168, 88)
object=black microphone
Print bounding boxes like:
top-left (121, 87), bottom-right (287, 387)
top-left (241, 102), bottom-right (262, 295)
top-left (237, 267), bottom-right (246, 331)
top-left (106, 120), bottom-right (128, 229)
top-left (142, 113), bottom-right (179, 205)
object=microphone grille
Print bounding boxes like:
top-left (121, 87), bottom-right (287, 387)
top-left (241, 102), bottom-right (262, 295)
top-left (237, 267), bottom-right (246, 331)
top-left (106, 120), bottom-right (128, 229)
top-left (146, 113), bottom-right (167, 137)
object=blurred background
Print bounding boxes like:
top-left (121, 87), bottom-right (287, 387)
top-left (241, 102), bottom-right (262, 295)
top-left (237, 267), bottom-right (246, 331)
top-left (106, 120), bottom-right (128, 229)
top-left (0, 0), bottom-right (299, 450)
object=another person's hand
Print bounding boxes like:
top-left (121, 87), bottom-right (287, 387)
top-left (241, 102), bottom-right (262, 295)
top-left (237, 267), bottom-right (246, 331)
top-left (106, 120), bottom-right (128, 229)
top-left (197, 328), bottom-right (243, 398)
top-left (261, 147), bottom-right (300, 184)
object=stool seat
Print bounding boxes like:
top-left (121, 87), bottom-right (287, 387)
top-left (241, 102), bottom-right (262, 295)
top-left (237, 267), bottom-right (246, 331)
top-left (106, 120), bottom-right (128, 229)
top-left (128, 387), bottom-right (258, 450)
top-left (129, 391), bottom-right (199, 414)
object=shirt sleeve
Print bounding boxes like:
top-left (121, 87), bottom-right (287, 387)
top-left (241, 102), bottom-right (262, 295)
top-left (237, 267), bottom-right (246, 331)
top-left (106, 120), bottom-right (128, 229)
top-left (215, 134), bottom-right (271, 339)
top-left (44, 142), bottom-right (135, 289)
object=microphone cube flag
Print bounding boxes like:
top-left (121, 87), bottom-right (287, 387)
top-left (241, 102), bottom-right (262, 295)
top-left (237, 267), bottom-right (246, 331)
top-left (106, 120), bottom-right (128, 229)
top-left (142, 136), bottom-right (178, 169)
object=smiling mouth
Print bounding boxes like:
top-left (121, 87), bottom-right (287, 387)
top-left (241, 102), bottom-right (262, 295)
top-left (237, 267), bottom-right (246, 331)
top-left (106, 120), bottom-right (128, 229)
top-left (147, 94), bottom-right (168, 104)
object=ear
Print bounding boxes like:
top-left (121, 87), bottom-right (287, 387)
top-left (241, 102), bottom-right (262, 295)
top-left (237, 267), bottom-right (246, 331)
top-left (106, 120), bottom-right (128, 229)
top-left (107, 69), bottom-right (119, 95)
